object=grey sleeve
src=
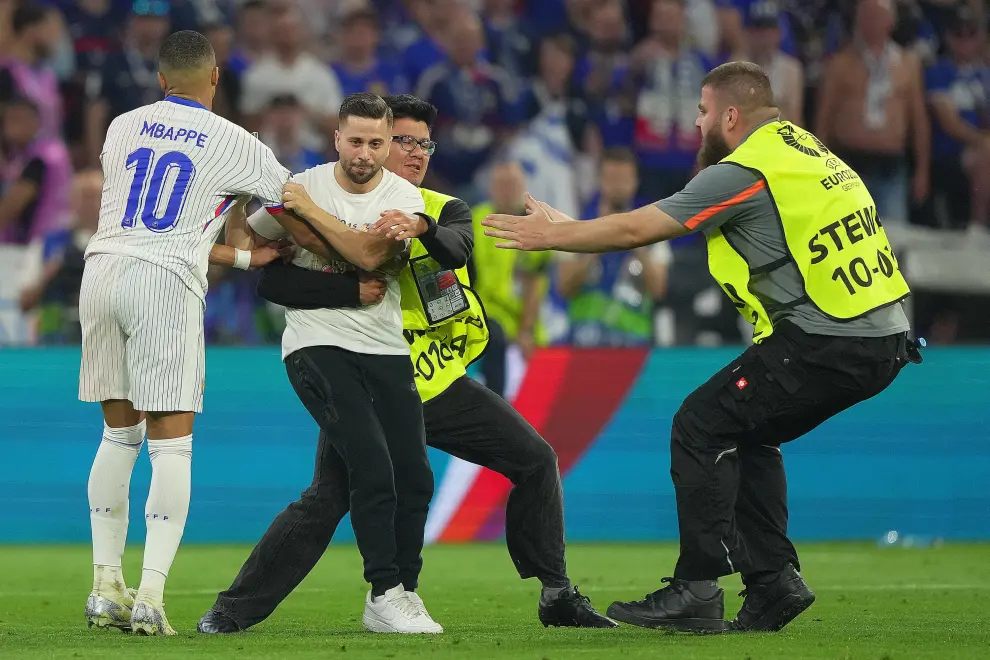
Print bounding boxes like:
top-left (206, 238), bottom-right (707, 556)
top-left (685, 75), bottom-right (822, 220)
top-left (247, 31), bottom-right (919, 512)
top-left (655, 163), bottom-right (766, 234)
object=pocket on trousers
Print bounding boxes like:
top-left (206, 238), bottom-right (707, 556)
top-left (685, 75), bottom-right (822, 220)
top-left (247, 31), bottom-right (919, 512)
top-left (288, 351), bottom-right (340, 426)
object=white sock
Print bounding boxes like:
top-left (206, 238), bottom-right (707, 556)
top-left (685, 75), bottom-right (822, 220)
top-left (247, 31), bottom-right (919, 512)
top-left (89, 420), bottom-right (145, 593)
top-left (137, 434), bottom-right (192, 606)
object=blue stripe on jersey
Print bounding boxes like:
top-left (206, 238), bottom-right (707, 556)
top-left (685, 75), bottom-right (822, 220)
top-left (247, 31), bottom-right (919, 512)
top-left (164, 95), bottom-right (208, 111)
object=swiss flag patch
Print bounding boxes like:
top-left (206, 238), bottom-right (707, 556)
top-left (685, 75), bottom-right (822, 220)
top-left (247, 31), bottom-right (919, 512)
top-left (736, 377), bottom-right (748, 390)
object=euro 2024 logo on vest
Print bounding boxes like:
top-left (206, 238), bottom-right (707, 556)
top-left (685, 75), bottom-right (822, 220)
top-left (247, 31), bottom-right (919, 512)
top-left (777, 124), bottom-right (830, 158)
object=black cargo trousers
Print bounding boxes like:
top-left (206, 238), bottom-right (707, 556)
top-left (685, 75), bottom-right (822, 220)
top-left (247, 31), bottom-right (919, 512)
top-left (671, 320), bottom-right (912, 582)
top-left (212, 373), bottom-right (567, 630)
top-left (217, 345), bottom-right (433, 608)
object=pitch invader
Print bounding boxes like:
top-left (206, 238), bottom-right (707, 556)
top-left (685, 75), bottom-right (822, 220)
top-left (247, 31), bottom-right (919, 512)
top-left (79, 30), bottom-right (291, 635)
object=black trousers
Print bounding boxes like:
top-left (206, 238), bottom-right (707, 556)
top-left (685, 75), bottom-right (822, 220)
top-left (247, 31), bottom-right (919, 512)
top-left (480, 318), bottom-right (507, 398)
top-left (213, 374), bottom-right (567, 629)
top-left (670, 321), bottom-right (908, 582)
top-left (226, 345), bottom-right (431, 600)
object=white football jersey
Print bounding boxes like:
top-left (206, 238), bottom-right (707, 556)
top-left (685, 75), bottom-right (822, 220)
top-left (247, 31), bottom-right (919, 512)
top-left (85, 96), bottom-right (290, 299)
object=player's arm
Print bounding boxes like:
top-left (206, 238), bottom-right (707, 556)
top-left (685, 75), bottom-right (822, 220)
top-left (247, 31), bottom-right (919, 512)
top-left (280, 181), bottom-right (407, 271)
top-left (0, 158), bottom-right (42, 232)
top-left (371, 197), bottom-right (474, 269)
top-left (482, 164), bottom-right (759, 252)
top-left (256, 261), bottom-right (362, 310)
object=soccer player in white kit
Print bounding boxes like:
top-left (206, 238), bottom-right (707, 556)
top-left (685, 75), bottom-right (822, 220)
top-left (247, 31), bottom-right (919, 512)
top-left (78, 30), bottom-right (291, 636)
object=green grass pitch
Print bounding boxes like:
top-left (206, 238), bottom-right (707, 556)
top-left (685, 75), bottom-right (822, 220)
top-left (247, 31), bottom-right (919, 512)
top-left (1, 542), bottom-right (988, 659)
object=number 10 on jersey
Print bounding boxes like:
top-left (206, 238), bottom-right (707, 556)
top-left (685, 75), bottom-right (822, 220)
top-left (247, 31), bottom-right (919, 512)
top-left (120, 148), bottom-right (197, 232)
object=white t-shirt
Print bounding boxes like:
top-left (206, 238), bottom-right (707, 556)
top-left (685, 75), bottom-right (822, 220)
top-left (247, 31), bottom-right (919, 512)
top-left (240, 53), bottom-right (343, 150)
top-left (249, 164), bottom-right (425, 359)
top-left (86, 97), bottom-right (289, 300)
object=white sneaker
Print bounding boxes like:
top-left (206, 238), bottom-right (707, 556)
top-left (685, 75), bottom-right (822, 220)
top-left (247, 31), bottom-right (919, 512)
top-left (362, 584), bottom-right (443, 634)
top-left (404, 591), bottom-right (444, 632)
top-left (85, 588), bottom-right (136, 631)
top-left (131, 599), bottom-right (177, 636)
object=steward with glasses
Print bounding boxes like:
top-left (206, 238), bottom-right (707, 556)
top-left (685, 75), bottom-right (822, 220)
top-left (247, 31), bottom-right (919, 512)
top-left (198, 95), bottom-right (615, 633)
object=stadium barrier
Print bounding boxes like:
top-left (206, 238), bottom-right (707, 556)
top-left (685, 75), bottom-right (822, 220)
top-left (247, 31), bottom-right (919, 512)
top-left (1, 347), bottom-right (987, 543)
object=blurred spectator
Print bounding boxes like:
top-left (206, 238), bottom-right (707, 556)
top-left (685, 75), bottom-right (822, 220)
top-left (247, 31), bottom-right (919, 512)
top-left (556, 148), bottom-right (670, 347)
top-left (508, 33), bottom-right (587, 219)
top-left (55, 0), bottom-right (125, 80)
top-left (399, 0), bottom-right (463, 89)
top-left (332, 7), bottom-right (407, 97)
top-left (716, 0), bottom-right (798, 59)
top-left (202, 22), bottom-right (241, 124)
top-left (18, 168), bottom-right (101, 343)
top-left (629, 0), bottom-right (721, 57)
top-left (0, 97), bottom-right (72, 246)
top-left (84, 1), bottom-right (170, 167)
top-left (0, 2), bottom-right (64, 140)
top-left (227, 0), bottom-right (268, 76)
top-left (260, 94), bottom-right (324, 174)
top-left (482, 0), bottom-right (534, 79)
top-left (815, 0), bottom-right (930, 225)
top-left (471, 161), bottom-right (550, 397)
top-left (239, 7), bottom-right (342, 152)
top-left (574, 0), bottom-right (630, 107)
top-left (742, 1), bottom-right (804, 123)
top-left (629, 0), bottom-right (714, 201)
top-left (416, 10), bottom-right (521, 202)
top-left (925, 5), bottom-right (990, 231)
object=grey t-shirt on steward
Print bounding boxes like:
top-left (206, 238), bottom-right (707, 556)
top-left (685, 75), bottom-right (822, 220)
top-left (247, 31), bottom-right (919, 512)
top-left (656, 163), bottom-right (910, 337)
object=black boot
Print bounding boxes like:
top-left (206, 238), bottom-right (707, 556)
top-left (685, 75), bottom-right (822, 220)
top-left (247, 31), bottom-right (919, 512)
top-left (538, 586), bottom-right (618, 628)
top-left (732, 564), bottom-right (815, 632)
top-left (606, 578), bottom-right (728, 633)
top-left (197, 608), bottom-right (242, 634)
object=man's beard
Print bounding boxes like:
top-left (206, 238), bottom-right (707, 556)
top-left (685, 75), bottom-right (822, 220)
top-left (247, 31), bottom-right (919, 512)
top-left (697, 126), bottom-right (732, 170)
top-left (343, 158), bottom-right (380, 185)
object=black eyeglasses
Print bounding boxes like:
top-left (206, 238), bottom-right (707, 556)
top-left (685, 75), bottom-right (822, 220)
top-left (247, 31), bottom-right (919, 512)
top-left (392, 135), bottom-right (437, 155)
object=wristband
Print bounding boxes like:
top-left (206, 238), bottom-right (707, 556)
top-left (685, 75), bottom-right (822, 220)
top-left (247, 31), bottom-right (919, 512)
top-left (233, 248), bottom-right (252, 270)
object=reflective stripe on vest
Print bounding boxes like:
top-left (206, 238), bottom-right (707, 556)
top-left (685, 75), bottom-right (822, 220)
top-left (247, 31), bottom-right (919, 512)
top-left (709, 121), bottom-right (910, 342)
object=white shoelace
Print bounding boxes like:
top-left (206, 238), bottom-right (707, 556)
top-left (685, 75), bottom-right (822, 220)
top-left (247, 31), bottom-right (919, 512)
top-left (404, 594), bottom-right (429, 619)
top-left (388, 592), bottom-right (424, 619)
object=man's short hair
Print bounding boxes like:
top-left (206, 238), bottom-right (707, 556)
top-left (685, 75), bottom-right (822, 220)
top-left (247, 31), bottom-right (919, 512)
top-left (701, 61), bottom-right (776, 112)
top-left (383, 94), bottom-right (437, 128)
top-left (339, 92), bottom-right (393, 127)
top-left (158, 30), bottom-right (216, 73)
top-left (602, 147), bottom-right (638, 168)
top-left (12, 2), bottom-right (52, 34)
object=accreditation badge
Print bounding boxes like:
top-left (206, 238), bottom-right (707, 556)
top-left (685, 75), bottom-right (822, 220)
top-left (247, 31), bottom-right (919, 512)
top-left (410, 254), bottom-right (469, 325)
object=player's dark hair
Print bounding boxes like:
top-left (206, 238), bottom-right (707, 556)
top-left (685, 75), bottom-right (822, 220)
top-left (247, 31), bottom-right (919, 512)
top-left (12, 2), bottom-right (53, 34)
top-left (158, 30), bottom-right (216, 72)
top-left (241, 0), bottom-right (266, 12)
top-left (701, 61), bottom-right (776, 113)
top-left (339, 92), bottom-right (393, 127)
top-left (602, 147), bottom-right (638, 168)
top-left (383, 94), bottom-right (437, 128)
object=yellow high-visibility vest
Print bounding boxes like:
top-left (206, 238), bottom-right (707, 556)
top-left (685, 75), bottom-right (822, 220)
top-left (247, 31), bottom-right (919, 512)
top-left (709, 121), bottom-right (910, 342)
top-left (397, 188), bottom-right (489, 401)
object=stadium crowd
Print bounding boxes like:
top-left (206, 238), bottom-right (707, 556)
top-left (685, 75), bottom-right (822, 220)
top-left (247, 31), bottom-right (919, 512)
top-left (1, 0), bottom-right (989, 351)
